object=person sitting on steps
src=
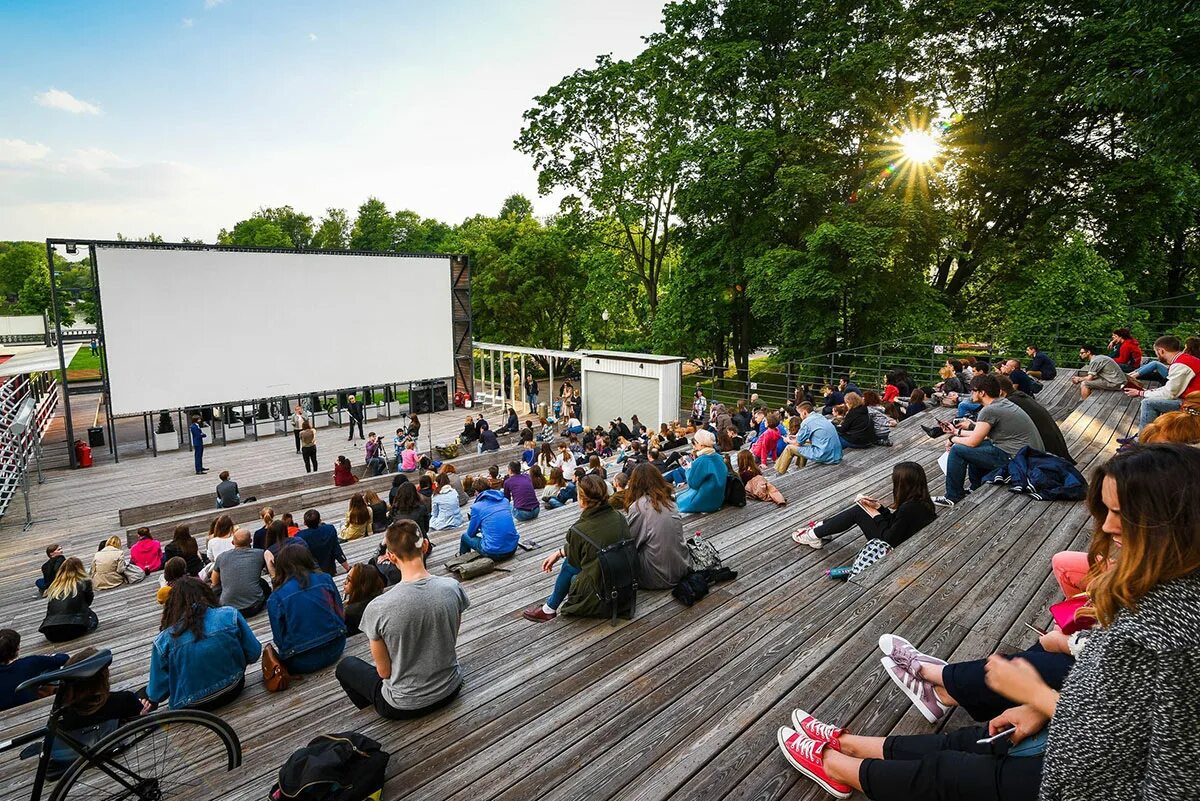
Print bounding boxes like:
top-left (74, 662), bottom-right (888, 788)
top-left (776, 402), bottom-right (842, 473)
top-left (523, 475), bottom-right (632, 622)
top-left (934, 374), bottom-right (1045, 508)
top-left (335, 521), bottom-right (468, 719)
top-left (1070, 344), bottom-right (1127, 399)
top-left (793, 461), bottom-right (936, 550)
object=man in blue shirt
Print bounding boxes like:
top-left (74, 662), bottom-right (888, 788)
top-left (1024, 346), bottom-right (1057, 380)
top-left (298, 509), bottom-right (350, 576)
top-left (1001, 359), bottom-right (1042, 395)
top-left (775, 403), bottom-right (844, 473)
top-left (189, 414), bottom-right (207, 474)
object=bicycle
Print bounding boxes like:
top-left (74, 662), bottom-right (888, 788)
top-left (1, 649), bottom-right (242, 801)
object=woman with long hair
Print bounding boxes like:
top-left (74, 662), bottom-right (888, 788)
top-left (333, 454), bottom-right (358, 487)
top-left (263, 519), bottom-right (306, 576)
top-left (624, 463), bottom-right (688, 589)
top-left (162, 524), bottom-right (203, 576)
top-left (780, 443), bottom-right (1200, 801)
top-left (343, 563), bottom-right (386, 635)
top-left (902, 388), bottom-right (928, 419)
top-left (836, 392), bottom-right (876, 449)
top-left (363, 489), bottom-right (389, 533)
top-left (389, 480), bottom-right (430, 534)
top-left (267, 545), bottom-right (347, 674)
top-left (793, 461), bottom-right (936, 549)
top-left (205, 514), bottom-right (236, 567)
top-left (147, 577), bottom-right (261, 710)
top-left (39, 558), bottom-right (99, 642)
top-left (1138, 408), bottom-right (1200, 445)
top-left (339, 492), bottom-right (371, 541)
top-left (736, 449), bottom-right (761, 484)
top-left (528, 463), bottom-right (547, 490)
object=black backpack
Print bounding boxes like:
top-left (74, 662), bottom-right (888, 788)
top-left (570, 525), bottom-right (638, 624)
top-left (723, 474), bottom-right (747, 508)
top-left (271, 732), bottom-right (390, 801)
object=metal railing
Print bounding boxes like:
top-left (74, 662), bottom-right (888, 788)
top-left (0, 372), bottom-right (59, 521)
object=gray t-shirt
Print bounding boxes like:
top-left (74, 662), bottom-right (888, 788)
top-left (1086, 355), bottom-right (1126, 386)
top-left (361, 575), bottom-right (469, 710)
top-left (213, 547), bottom-right (266, 610)
top-left (978, 398), bottom-right (1045, 456)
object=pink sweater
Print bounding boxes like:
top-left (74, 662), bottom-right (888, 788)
top-left (400, 449), bottom-right (420, 471)
top-left (130, 538), bottom-right (163, 572)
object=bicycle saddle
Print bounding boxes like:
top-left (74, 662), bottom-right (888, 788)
top-left (15, 649), bottom-right (113, 694)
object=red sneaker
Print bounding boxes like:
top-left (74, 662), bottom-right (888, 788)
top-left (777, 727), bottom-right (851, 799)
top-left (522, 605), bottom-right (557, 622)
top-left (790, 709), bottom-right (845, 750)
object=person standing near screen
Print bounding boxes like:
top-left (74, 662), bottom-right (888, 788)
top-left (291, 403), bottom-right (309, 454)
top-left (525, 375), bottom-right (539, 415)
top-left (190, 415), bottom-right (207, 475)
top-left (347, 395), bottom-right (365, 442)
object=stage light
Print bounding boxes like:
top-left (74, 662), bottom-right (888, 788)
top-left (897, 129), bottom-right (939, 164)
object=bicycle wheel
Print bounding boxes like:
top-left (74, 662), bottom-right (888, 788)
top-left (50, 709), bottom-right (241, 801)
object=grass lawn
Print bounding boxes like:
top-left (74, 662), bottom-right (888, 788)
top-left (66, 346), bottom-right (103, 380)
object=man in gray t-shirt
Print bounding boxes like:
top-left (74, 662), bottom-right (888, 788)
top-left (335, 520), bottom-right (469, 719)
top-left (1071, 346), bottom-right (1127, 398)
top-left (211, 531), bottom-right (267, 616)
top-left (937, 375), bottom-right (1044, 506)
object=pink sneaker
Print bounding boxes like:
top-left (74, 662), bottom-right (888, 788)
top-left (776, 727), bottom-right (851, 799)
top-left (878, 633), bottom-right (948, 675)
top-left (881, 656), bottom-right (949, 723)
top-left (790, 709), bottom-right (845, 750)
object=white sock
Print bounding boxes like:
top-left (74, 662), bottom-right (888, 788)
top-left (541, 603), bottom-right (557, 615)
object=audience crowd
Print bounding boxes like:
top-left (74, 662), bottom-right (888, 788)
top-left (7, 332), bottom-right (1198, 801)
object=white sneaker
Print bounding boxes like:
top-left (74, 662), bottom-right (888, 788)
top-left (797, 530), bottom-right (824, 549)
top-left (932, 496), bottom-right (956, 508)
top-left (791, 520), bottom-right (823, 547)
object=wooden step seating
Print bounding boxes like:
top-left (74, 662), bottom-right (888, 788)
top-left (0, 377), bottom-right (1133, 801)
top-left (119, 443), bottom-right (528, 541)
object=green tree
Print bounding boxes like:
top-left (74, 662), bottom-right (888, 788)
top-left (0, 242), bottom-right (45, 307)
top-left (217, 218), bottom-right (292, 248)
top-left (499, 194), bottom-right (534, 221)
top-left (254, 206), bottom-right (313, 248)
top-left (517, 51), bottom-right (688, 317)
top-left (350, 197), bottom-right (395, 251)
top-left (311, 208), bottom-right (351, 250)
top-left (1003, 236), bottom-right (1147, 354)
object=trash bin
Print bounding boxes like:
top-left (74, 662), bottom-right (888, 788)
top-left (87, 426), bottom-right (105, 447)
top-left (74, 439), bottom-right (93, 468)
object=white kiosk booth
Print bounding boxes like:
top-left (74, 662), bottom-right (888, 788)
top-left (580, 350), bottom-right (684, 430)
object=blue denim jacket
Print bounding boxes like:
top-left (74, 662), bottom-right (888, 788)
top-left (147, 606), bottom-right (262, 709)
top-left (266, 572), bottom-right (347, 659)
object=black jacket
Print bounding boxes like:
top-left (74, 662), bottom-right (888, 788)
top-left (837, 406), bottom-right (876, 446)
top-left (41, 555), bottom-right (65, 588)
top-left (871, 500), bottom-right (938, 547)
top-left (1007, 391), bottom-right (1072, 462)
top-left (479, 429), bottom-right (500, 452)
top-left (460, 424), bottom-right (478, 443)
top-left (40, 581), bottom-right (95, 631)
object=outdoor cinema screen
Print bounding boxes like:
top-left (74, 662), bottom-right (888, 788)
top-left (94, 245), bottom-right (455, 416)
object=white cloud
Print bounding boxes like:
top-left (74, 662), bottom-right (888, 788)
top-left (68, 148), bottom-right (130, 171)
top-left (35, 88), bottom-right (101, 115)
top-left (308, 33), bottom-right (317, 41)
top-left (182, 17), bottom-right (194, 27)
top-left (0, 138), bottom-right (51, 164)
top-left (204, 0), bottom-right (226, 9)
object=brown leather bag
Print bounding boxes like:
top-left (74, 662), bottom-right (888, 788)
top-left (262, 644), bottom-right (292, 692)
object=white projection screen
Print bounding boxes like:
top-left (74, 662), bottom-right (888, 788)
top-left (94, 246), bottom-right (454, 415)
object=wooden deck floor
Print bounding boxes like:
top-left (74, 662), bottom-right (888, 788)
top-left (0, 378), bottom-right (1137, 801)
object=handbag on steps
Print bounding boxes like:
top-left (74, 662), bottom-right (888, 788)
top-left (262, 643), bottom-right (292, 692)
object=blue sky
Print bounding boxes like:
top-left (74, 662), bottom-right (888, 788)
top-left (0, 0), bottom-right (665, 241)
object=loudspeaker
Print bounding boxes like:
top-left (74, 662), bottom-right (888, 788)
top-left (410, 381), bottom-right (449, 414)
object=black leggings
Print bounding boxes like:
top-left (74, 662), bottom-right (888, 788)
top-left (860, 726), bottom-right (1041, 801)
top-left (302, 445), bottom-right (318, 473)
top-left (814, 505), bottom-right (899, 546)
top-left (942, 645), bottom-right (1073, 722)
top-left (293, 429), bottom-right (301, 453)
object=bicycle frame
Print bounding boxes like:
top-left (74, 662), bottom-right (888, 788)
top-left (0, 711), bottom-right (154, 801)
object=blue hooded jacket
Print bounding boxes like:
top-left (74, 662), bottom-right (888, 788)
top-left (466, 489), bottom-right (520, 555)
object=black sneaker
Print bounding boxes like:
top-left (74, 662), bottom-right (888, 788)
top-left (932, 496), bottom-right (956, 508)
